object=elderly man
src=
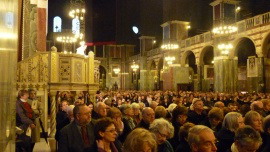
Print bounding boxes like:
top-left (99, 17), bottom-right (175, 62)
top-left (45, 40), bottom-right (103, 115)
top-left (188, 125), bottom-right (217, 152)
top-left (149, 118), bottom-right (174, 152)
top-left (58, 104), bottom-right (95, 152)
top-left (136, 107), bottom-right (155, 130)
top-left (187, 98), bottom-right (207, 125)
top-left (92, 102), bottom-right (107, 120)
top-left (214, 101), bottom-right (225, 110)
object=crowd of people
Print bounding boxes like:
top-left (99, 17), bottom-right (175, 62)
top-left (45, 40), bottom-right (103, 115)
top-left (16, 89), bottom-right (270, 152)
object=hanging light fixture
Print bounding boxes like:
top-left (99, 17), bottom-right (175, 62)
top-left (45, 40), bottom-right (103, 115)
top-left (113, 68), bottom-right (120, 74)
top-left (212, 26), bottom-right (238, 35)
top-left (218, 43), bottom-right (233, 55)
top-left (131, 61), bottom-right (139, 72)
top-left (165, 56), bottom-right (175, 65)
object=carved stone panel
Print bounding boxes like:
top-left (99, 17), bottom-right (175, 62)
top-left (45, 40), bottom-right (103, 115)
top-left (60, 59), bottom-right (71, 82)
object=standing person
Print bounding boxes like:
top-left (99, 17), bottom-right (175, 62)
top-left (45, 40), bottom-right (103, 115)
top-left (58, 104), bottom-right (95, 152)
top-left (28, 89), bottom-right (42, 149)
top-left (16, 90), bottom-right (36, 152)
top-left (55, 100), bottom-right (68, 141)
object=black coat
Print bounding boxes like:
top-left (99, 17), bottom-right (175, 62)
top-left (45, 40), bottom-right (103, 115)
top-left (216, 127), bottom-right (235, 152)
top-left (58, 121), bottom-right (95, 152)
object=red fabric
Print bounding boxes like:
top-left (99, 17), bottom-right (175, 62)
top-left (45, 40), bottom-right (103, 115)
top-left (81, 126), bottom-right (90, 147)
top-left (22, 102), bottom-right (33, 119)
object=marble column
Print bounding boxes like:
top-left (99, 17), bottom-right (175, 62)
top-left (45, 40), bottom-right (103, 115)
top-left (214, 57), bottom-right (238, 93)
top-left (0, 0), bottom-right (19, 151)
top-left (37, 0), bottom-right (47, 52)
top-left (49, 91), bottom-right (57, 137)
top-left (196, 64), bottom-right (203, 91)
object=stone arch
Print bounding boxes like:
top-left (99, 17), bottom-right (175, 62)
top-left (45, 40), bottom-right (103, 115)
top-left (261, 31), bottom-right (270, 58)
top-left (182, 50), bottom-right (197, 74)
top-left (199, 45), bottom-right (214, 65)
top-left (233, 37), bottom-right (257, 66)
top-left (149, 60), bottom-right (156, 70)
top-left (232, 37), bottom-right (257, 58)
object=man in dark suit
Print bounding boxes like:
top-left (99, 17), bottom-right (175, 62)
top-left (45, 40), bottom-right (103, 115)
top-left (58, 104), bottom-right (95, 152)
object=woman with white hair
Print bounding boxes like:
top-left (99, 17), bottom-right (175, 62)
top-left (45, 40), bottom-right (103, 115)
top-left (149, 118), bottom-right (174, 152)
top-left (216, 112), bottom-right (245, 152)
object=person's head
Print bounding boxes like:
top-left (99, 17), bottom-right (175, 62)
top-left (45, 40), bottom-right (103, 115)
top-left (28, 89), bottom-right (36, 100)
top-left (150, 101), bottom-right (158, 111)
top-left (131, 102), bottom-right (141, 116)
top-left (107, 107), bottom-right (122, 119)
top-left (192, 98), bottom-right (204, 113)
top-left (94, 117), bottom-right (117, 143)
top-left (149, 118), bottom-right (174, 145)
top-left (120, 104), bottom-right (134, 118)
top-left (214, 101), bottom-right (225, 110)
top-left (250, 101), bottom-right (263, 112)
top-left (262, 99), bottom-right (270, 112)
top-left (155, 106), bottom-right (167, 119)
top-left (188, 125), bottom-right (217, 152)
top-left (179, 122), bottom-right (195, 141)
top-left (123, 128), bottom-right (157, 152)
top-left (87, 102), bottom-right (94, 111)
top-left (208, 107), bottom-right (224, 127)
top-left (244, 111), bottom-right (263, 132)
top-left (66, 105), bottom-right (75, 121)
top-left (167, 103), bottom-right (177, 114)
top-left (222, 112), bottom-right (245, 132)
top-left (142, 107), bottom-right (155, 124)
top-left (263, 115), bottom-right (270, 135)
top-left (172, 106), bottom-right (188, 125)
top-left (228, 102), bottom-right (239, 112)
top-left (234, 126), bottom-right (262, 152)
top-left (18, 90), bottom-right (29, 100)
top-left (61, 100), bottom-right (68, 112)
top-left (73, 104), bottom-right (91, 126)
top-left (96, 102), bottom-right (107, 117)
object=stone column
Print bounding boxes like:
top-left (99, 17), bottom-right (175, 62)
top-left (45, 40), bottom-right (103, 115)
top-left (49, 91), bottom-right (57, 137)
top-left (196, 64), bottom-right (203, 91)
top-left (88, 51), bottom-right (95, 84)
top-left (37, 0), bottom-right (47, 52)
top-left (257, 57), bottom-right (265, 93)
top-left (139, 56), bottom-right (148, 90)
top-left (214, 56), bottom-right (238, 93)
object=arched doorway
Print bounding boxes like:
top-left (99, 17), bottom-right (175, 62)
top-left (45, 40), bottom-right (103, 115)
top-left (235, 38), bottom-right (256, 92)
top-left (99, 65), bottom-right (106, 90)
top-left (200, 46), bottom-right (214, 91)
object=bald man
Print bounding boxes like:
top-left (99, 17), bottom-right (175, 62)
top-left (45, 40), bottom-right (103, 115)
top-left (136, 107), bottom-right (155, 130)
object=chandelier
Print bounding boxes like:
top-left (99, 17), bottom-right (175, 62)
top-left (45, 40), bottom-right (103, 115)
top-left (131, 61), bottom-right (139, 72)
top-left (212, 26), bottom-right (238, 35)
top-left (218, 43), bottom-right (233, 55)
top-left (161, 43), bottom-right (179, 50)
top-left (113, 68), bottom-right (120, 74)
top-left (165, 56), bottom-right (175, 65)
top-left (69, 8), bottom-right (85, 21)
top-left (56, 36), bottom-right (77, 43)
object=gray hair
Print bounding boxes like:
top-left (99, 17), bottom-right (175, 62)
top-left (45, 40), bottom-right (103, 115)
top-left (222, 112), bottom-right (243, 132)
top-left (119, 104), bottom-right (132, 115)
top-left (131, 102), bottom-right (140, 109)
top-left (66, 105), bottom-right (75, 116)
top-left (188, 125), bottom-right (213, 146)
top-left (235, 126), bottom-right (262, 147)
top-left (149, 118), bottom-right (174, 139)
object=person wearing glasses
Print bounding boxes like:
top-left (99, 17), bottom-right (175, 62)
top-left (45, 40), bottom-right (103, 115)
top-left (149, 118), bottom-right (174, 152)
top-left (91, 117), bottom-right (121, 152)
top-left (58, 104), bottom-right (95, 152)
